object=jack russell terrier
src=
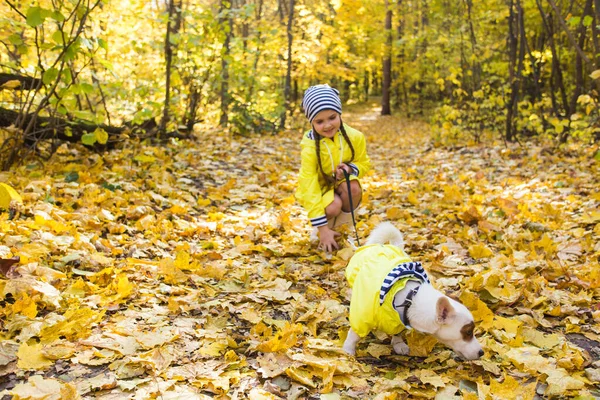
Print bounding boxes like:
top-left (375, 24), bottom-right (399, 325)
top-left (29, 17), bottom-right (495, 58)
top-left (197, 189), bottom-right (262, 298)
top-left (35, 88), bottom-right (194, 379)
top-left (342, 222), bottom-right (484, 360)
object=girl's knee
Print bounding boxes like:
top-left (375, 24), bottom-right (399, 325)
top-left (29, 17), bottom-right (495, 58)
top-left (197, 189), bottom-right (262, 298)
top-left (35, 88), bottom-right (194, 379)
top-left (350, 182), bottom-right (362, 198)
top-left (326, 195), bottom-right (343, 216)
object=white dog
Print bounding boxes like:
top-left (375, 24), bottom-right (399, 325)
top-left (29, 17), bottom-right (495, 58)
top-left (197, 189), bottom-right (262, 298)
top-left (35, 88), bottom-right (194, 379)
top-left (342, 222), bottom-right (483, 360)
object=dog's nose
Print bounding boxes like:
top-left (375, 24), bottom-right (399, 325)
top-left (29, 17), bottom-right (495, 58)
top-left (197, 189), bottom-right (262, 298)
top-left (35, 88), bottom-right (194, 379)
top-left (478, 349), bottom-right (484, 358)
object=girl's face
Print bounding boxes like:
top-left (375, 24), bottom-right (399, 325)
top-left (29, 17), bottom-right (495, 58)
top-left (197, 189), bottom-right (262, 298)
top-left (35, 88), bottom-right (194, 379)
top-left (312, 110), bottom-right (341, 138)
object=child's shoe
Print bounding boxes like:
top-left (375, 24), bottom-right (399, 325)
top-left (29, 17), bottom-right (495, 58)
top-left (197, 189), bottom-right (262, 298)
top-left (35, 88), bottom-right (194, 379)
top-left (332, 211), bottom-right (352, 228)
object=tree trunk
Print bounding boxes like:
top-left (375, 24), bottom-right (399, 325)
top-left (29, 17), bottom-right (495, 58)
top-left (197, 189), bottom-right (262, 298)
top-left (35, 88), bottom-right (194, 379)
top-left (536, 0), bottom-right (570, 116)
top-left (547, 0), bottom-right (593, 66)
top-left (594, 0), bottom-right (600, 67)
top-left (219, 0), bottom-right (232, 127)
top-left (464, 0), bottom-right (481, 92)
top-left (159, 0), bottom-right (179, 133)
top-left (506, 0), bottom-right (519, 142)
top-left (563, 0), bottom-right (593, 142)
top-left (279, 0), bottom-right (295, 130)
top-left (381, 0), bottom-right (392, 116)
top-left (395, 0), bottom-right (409, 112)
top-left (246, 0), bottom-right (264, 102)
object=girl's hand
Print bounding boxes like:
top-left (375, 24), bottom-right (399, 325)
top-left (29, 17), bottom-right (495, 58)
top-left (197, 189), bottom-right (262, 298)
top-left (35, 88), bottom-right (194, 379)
top-left (318, 226), bottom-right (341, 253)
top-left (335, 163), bottom-right (351, 180)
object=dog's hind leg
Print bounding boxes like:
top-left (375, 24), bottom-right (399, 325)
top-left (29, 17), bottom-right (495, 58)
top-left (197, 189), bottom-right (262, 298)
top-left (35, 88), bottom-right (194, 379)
top-left (391, 335), bottom-right (410, 355)
top-left (343, 328), bottom-right (361, 355)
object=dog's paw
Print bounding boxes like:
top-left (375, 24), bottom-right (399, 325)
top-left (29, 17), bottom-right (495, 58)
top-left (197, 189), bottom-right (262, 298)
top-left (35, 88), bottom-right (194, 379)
top-left (343, 345), bottom-right (356, 356)
top-left (391, 336), bottom-right (410, 355)
top-left (393, 342), bottom-right (409, 355)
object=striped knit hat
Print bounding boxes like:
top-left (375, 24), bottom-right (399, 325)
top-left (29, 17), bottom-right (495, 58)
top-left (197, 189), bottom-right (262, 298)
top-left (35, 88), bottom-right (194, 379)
top-left (302, 84), bottom-right (342, 123)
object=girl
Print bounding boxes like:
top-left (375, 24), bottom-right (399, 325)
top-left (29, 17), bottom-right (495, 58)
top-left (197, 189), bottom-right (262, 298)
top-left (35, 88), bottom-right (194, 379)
top-left (295, 84), bottom-right (371, 252)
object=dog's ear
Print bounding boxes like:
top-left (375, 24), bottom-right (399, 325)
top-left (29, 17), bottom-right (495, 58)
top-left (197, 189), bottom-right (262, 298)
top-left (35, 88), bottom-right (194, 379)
top-left (436, 296), bottom-right (456, 325)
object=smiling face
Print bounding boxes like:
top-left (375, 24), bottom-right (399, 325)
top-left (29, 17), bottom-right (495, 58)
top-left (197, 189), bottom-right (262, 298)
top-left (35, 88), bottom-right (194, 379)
top-left (312, 109), bottom-right (341, 138)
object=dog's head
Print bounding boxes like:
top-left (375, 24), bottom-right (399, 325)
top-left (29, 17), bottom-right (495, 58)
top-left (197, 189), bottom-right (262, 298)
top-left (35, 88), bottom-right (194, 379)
top-left (431, 296), bottom-right (483, 360)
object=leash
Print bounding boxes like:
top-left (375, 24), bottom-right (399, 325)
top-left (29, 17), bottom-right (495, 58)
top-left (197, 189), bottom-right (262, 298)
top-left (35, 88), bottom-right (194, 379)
top-left (343, 168), bottom-right (360, 246)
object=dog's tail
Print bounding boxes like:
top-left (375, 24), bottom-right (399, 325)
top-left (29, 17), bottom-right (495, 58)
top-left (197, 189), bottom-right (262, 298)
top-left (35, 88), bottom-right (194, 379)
top-left (365, 221), bottom-right (405, 249)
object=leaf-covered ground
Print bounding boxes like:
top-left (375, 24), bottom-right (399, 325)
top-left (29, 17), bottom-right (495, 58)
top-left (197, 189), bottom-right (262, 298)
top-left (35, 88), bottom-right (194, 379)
top-left (0, 104), bottom-right (599, 399)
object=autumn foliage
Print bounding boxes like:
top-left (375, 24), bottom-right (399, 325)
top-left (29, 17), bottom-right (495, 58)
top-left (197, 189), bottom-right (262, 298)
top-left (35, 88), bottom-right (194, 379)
top-left (0, 106), bottom-right (598, 398)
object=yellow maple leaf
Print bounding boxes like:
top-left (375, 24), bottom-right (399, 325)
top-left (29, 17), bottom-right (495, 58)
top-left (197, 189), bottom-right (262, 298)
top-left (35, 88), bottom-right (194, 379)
top-left (415, 369), bottom-right (445, 388)
top-left (197, 197), bottom-right (211, 207)
top-left (256, 322), bottom-right (303, 353)
top-left (17, 342), bottom-right (53, 370)
top-left (8, 376), bottom-right (79, 399)
top-left (113, 274), bottom-right (134, 299)
top-left (386, 206), bottom-right (403, 220)
top-left (132, 347), bottom-right (174, 373)
top-left (198, 340), bottom-right (229, 357)
top-left (407, 192), bottom-right (419, 206)
top-left (38, 307), bottom-right (105, 343)
top-left (336, 247), bottom-right (354, 261)
top-left (496, 197), bottom-right (519, 217)
top-left (169, 204), bottom-right (188, 214)
top-left (405, 330), bottom-right (438, 357)
top-left (247, 387), bottom-right (279, 399)
top-left (468, 243), bottom-right (493, 259)
top-left (318, 365), bottom-right (336, 399)
top-left (459, 291), bottom-right (495, 331)
top-left (0, 183), bottom-right (22, 210)
top-left (158, 258), bottom-right (188, 284)
top-left (366, 343), bottom-right (392, 358)
top-left (443, 185), bottom-right (463, 204)
top-left (41, 341), bottom-right (77, 360)
top-left (544, 368), bottom-right (586, 396)
top-left (533, 234), bottom-right (556, 256)
top-left (134, 154), bottom-right (155, 163)
top-left (520, 327), bottom-right (561, 349)
top-left (459, 205), bottom-right (482, 225)
top-left (489, 374), bottom-right (536, 399)
top-left (285, 366), bottom-right (316, 388)
top-left (493, 315), bottom-right (522, 335)
top-left (11, 292), bottom-right (38, 318)
top-left (33, 214), bottom-right (70, 233)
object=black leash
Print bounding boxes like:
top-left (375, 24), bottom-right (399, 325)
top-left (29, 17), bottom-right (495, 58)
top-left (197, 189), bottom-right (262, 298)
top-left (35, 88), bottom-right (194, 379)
top-left (343, 169), bottom-right (361, 246)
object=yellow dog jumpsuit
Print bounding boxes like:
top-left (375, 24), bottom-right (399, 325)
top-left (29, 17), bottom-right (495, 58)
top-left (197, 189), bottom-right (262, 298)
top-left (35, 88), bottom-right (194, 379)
top-left (346, 244), bottom-right (430, 337)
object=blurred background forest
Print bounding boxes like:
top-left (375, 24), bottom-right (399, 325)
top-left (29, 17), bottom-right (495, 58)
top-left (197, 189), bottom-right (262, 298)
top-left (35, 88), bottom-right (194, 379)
top-left (1, 0), bottom-right (600, 170)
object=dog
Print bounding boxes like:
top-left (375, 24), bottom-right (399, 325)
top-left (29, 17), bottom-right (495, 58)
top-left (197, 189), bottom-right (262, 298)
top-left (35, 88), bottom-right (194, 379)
top-left (342, 222), bottom-right (483, 360)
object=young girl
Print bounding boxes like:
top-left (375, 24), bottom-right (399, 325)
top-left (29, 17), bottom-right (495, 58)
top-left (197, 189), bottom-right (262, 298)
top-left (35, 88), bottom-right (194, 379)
top-left (295, 84), bottom-right (371, 252)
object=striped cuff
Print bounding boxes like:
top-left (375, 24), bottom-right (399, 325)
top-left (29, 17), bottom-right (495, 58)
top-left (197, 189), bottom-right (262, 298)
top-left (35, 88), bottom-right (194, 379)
top-left (347, 163), bottom-right (359, 176)
top-left (310, 215), bottom-right (328, 227)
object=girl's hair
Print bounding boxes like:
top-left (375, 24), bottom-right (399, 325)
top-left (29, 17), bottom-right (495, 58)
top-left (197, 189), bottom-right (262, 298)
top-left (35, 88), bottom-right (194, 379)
top-left (313, 120), bottom-right (355, 189)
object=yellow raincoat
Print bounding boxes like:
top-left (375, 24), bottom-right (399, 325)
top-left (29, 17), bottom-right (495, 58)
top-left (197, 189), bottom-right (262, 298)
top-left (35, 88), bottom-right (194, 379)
top-left (295, 124), bottom-right (371, 227)
top-left (346, 244), bottom-right (423, 338)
